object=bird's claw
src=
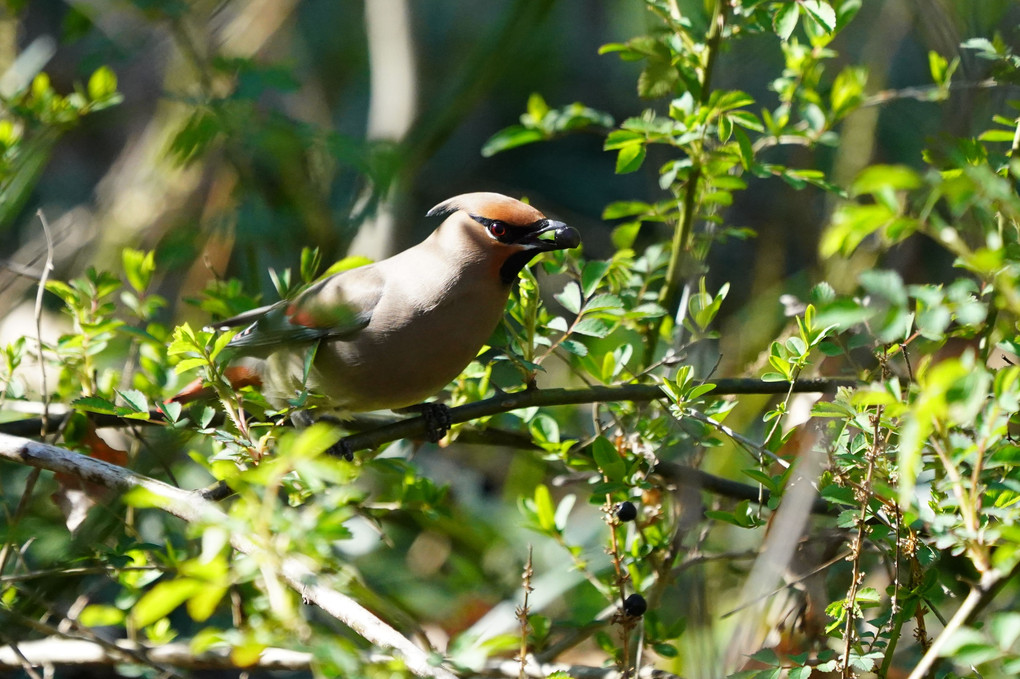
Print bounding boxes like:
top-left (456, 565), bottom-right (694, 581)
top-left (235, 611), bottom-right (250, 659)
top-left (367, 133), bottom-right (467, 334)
top-left (291, 410), bottom-right (354, 460)
top-left (420, 403), bottom-right (452, 443)
top-left (326, 438), bottom-right (354, 461)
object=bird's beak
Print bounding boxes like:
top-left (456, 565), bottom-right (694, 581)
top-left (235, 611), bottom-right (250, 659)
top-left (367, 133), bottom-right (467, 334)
top-left (517, 220), bottom-right (582, 251)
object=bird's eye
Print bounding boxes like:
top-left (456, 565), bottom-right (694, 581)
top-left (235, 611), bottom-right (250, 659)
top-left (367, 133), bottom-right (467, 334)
top-left (488, 221), bottom-right (508, 238)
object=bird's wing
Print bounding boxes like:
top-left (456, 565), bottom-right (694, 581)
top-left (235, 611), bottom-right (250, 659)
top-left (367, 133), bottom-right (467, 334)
top-left (225, 265), bottom-right (384, 353)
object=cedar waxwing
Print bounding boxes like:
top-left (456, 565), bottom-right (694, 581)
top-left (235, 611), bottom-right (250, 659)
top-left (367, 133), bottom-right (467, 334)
top-left (173, 192), bottom-right (580, 427)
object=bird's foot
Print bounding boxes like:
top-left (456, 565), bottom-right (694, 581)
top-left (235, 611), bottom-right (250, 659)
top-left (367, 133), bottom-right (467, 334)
top-left (396, 403), bottom-right (452, 443)
top-left (326, 438), bottom-right (354, 461)
top-left (421, 403), bottom-right (452, 443)
top-left (290, 410), bottom-right (354, 460)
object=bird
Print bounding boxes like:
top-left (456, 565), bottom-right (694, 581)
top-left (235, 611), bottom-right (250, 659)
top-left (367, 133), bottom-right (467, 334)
top-left (171, 192), bottom-right (581, 449)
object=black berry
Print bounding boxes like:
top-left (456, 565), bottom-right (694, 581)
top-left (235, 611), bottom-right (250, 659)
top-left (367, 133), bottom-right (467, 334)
top-left (615, 501), bottom-right (637, 522)
top-left (623, 593), bottom-right (647, 617)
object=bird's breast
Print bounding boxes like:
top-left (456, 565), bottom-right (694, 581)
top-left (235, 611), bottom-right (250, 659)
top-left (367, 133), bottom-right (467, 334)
top-left (309, 265), bottom-right (510, 412)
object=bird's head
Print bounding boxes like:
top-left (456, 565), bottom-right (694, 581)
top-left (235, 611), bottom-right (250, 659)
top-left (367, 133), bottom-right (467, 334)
top-left (427, 192), bottom-right (581, 284)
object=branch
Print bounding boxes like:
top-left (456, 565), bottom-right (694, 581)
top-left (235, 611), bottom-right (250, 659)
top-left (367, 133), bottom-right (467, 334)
top-left (0, 637), bottom-right (312, 671)
top-left (0, 432), bottom-right (457, 679)
top-left (905, 569), bottom-right (1005, 679)
top-left (480, 657), bottom-right (681, 679)
top-left (0, 378), bottom-right (856, 442)
top-left (339, 378), bottom-right (855, 453)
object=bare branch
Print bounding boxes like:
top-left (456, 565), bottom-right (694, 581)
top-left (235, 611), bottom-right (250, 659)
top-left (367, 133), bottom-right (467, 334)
top-left (0, 637), bottom-right (312, 671)
top-left (481, 657), bottom-right (682, 678)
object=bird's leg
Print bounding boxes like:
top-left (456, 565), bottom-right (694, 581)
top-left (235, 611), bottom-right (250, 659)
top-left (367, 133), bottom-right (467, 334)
top-left (290, 410), bottom-right (354, 461)
top-left (397, 402), bottom-right (452, 443)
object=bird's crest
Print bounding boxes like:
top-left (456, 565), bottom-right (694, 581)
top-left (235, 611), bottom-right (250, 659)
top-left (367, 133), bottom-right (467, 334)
top-left (426, 192), bottom-right (545, 225)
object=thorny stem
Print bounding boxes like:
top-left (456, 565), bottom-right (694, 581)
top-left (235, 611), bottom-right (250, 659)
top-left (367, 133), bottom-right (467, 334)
top-left (606, 436), bottom-right (643, 677)
top-left (605, 492), bottom-right (633, 677)
top-left (517, 546), bottom-right (534, 679)
top-left (876, 506), bottom-right (904, 677)
top-left (842, 405), bottom-right (883, 679)
top-left (650, 0), bottom-right (731, 363)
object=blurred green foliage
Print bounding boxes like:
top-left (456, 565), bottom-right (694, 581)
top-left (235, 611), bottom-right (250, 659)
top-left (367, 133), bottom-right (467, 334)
top-left (3, 1), bottom-right (1020, 678)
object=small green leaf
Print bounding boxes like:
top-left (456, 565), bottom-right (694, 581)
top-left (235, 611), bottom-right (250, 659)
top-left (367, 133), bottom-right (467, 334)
top-left (615, 143), bottom-right (646, 174)
top-left (72, 396), bottom-right (120, 415)
top-left (801, 0), bottom-right (836, 32)
top-left (773, 3), bottom-right (800, 41)
top-left (554, 283), bottom-right (583, 314)
top-left (122, 249), bottom-right (155, 293)
top-left (87, 66), bottom-right (118, 101)
top-left (928, 50), bottom-right (948, 85)
top-left (591, 436), bottom-right (626, 482)
top-left (851, 164), bottom-right (921, 196)
top-left (525, 92), bottom-right (549, 122)
top-left (131, 578), bottom-right (202, 628)
top-left (117, 389), bottom-right (148, 414)
top-left (581, 260), bottom-right (612, 297)
top-left (481, 125), bottom-right (545, 157)
top-left (559, 339), bottom-right (589, 356)
top-left (602, 201), bottom-right (652, 220)
top-left (572, 317), bottom-right (612, 338)
top-left (533, 484), bottom-right (557, 533)
top-left (80, 604), bottom-right (125, 627)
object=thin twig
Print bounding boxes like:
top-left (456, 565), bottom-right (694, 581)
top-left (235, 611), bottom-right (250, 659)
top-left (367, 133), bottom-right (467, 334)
top-left (0, 212), bottom-right (55, 585)
top-left (33, 209), bottom-right (55, 437)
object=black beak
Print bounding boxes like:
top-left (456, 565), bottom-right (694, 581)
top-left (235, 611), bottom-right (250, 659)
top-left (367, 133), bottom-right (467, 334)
top-left (519, 220), bottom-right (582, 251)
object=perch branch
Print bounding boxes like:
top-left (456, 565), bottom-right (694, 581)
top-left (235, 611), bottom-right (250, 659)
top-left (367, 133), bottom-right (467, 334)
top-left (338, 378), bottom-right (855, 453)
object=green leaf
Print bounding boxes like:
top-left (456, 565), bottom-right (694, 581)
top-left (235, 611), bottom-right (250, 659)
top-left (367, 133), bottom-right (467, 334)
top-left (122, 249), bottom-right (155, 293)
top-left (117, 388), bottom-right (149, 414)
top-left (602, 201), bottom-right (652, 219)
top-left (851, 164), bottom-right (921, 196)
top-left (979, 129), bottom-right (1015, 142)
top-left (820, 203), bottom-right (896, 257)
top-left (788, 666), bottom-right (813, 679)
top-left (80, 604), bottom-right (125, 627)
top-left (87, 66), bottom-right (118, 102)
top-left (615, 143), bottom-right (646, 174)
top-left (591, 436), bottom-right (626, 482)
top-left (584, 293), bottom-right (624, 313)
top-left (560, 339), bottom-right (589, 356)
top-left (533, 484), bottom-right (557, 533)
top-left (638, 58), bottom-right (679, 99)
top-left (773, 3), bottom-right (800, 41)
top-left (801, 0), bottom-right (837, 32)
top-left (526, 92), bottom-right (549, 122)
top-left (581, 260), bottom-right (612, 297)
top-left (187, 584), bottom-right (227, 622)
top-left (131, 578), bottom-right (203, 628)
top-left (173, 357), bottom-right (208, 374)
top-left (72, 396), bottom-right (120, 416)
top-left (830, 66), bottom-right (866, 117)
top-left (481, 125), bottom-right (545, 157)
top-left (554, 283), bottom-right (583, 314)
top-left (571, 317), bottom-right (612, 338)
top-left (928, 50), bottom-right (948, 85)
